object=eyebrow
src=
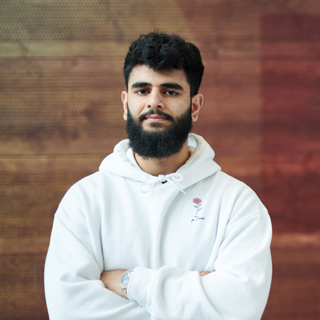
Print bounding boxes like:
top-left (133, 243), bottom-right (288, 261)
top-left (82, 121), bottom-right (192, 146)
top-left (131, 82), bottom-right (150, 89)
top-left (131, 82), bottom-right (184, 91)
top-left (161, 83), bottom-right (184, 91)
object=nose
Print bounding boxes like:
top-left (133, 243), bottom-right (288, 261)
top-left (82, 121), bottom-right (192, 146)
top-left (147, 89), bottom-right (164, 109)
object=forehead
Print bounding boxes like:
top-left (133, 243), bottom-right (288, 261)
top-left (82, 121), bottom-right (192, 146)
top-left (128, 65), bottom-right (189, 88)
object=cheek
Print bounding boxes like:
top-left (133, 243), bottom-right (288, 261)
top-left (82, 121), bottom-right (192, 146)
top-left (127, 97), bottom-right (145, 113)
top-left (176, 100), bottom-right (192, 115)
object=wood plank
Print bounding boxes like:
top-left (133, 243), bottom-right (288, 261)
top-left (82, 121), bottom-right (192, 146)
top-left (263, 246), bottom-right (320, 320)
top-left (200, 60), bottom-right (261, 122)
top-left (0, 254), bottom-right (48, 320)
top-left (0, 155), bottom-right (104, 238)
top-left (0, 58), bottom-right (124, 73)
top-left (260, 164), bottom-right (320, 234)
top-left (0, 42), bottom-right (129, 58)
top-left (0, 238), bottom-right (50, 254)
top-left (0, 138), bottom-right (120, 155)
top-left (272, 234), bottom-right (320, 248)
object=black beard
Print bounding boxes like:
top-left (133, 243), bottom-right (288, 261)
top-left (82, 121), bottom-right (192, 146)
top-left (126, 104), bottom-right (192, 159)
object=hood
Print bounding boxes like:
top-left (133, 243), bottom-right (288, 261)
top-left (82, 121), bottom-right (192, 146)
top-left (99, 133), bottom-right (221, 193)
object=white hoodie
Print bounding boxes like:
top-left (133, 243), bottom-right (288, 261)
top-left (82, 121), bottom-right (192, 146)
top-left (45, 134), bottom-right (272, 320)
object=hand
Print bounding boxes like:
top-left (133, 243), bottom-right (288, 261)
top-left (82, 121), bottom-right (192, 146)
top-left (200, 271), bottom-right (211, 277)
top-left (100, 269), bottom-right (128, 299)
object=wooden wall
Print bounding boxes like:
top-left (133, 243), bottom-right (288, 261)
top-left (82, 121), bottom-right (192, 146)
top-left (0, 1), bottom-right (319, 319)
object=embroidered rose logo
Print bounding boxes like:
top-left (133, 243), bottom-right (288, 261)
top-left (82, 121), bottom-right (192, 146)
top-left (191, 198), bottom-right (204, 223)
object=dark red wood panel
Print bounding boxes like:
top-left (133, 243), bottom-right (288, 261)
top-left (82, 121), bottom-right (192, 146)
top-left (261, 14), bottom-right (320, 233)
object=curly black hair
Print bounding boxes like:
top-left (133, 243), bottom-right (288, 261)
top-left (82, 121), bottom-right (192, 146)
top-left (123, 31), bottom-right (204, 97)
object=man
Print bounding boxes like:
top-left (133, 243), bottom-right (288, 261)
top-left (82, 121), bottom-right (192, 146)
top-left (45, 32), bottom-right (272, 320)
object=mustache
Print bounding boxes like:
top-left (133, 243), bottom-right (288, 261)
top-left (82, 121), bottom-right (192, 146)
top-left (138, 109), bottom-right (174, 122)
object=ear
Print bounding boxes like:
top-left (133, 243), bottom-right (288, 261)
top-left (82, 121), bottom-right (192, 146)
top-left (191, 93), bottom-right (204, 122)
top-left (121, 91), bottom-right (128, 120)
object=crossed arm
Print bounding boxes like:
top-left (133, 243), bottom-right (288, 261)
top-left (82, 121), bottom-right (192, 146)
top-left (45, 188), bottom-right (272, 320)
top-left (100, 270), bottom-right (211, 300)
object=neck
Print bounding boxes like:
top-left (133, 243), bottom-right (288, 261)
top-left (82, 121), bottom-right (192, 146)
top-left (133, 140), bottom-right (190, 176)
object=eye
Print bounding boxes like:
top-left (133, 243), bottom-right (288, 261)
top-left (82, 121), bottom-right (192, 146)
top-left (136, 89), bottom-right (149, 95)
top-left (164, 90), bottom-right (178, 96)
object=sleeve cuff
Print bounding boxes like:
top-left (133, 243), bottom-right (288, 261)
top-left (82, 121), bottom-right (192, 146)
top-left (127, 266), bottom-right (156, 308)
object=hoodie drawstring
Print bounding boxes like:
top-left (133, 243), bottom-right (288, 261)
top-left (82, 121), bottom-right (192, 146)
top-left (140, 173), bottom-right (186, 194)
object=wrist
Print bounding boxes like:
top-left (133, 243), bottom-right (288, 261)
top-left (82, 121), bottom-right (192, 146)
top-left (120, 269), bottom-right (134, 297)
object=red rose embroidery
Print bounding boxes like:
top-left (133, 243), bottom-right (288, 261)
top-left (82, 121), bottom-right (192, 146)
top-left (191, 198), bottom-right (204, 223)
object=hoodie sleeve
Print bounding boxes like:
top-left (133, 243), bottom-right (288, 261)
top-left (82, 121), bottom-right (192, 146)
top-left (127, 206), bottom-right (272, 320)
top-left (44, 186), bottom-right (150, 320)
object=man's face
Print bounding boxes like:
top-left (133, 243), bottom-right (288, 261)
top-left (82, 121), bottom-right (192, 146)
top-left (121, 65), bottom-right (203, 159)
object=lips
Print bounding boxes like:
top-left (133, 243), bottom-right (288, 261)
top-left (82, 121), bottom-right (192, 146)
top-left (145, 115), bottom-right (167, 121)
top-left (138, 110), bottom-right (174, 123)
